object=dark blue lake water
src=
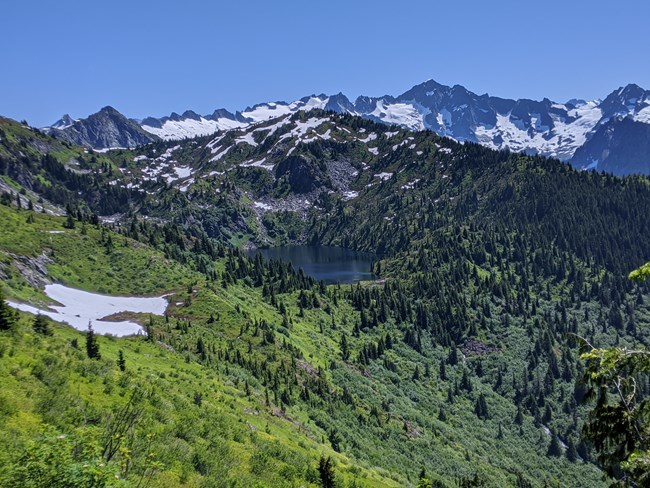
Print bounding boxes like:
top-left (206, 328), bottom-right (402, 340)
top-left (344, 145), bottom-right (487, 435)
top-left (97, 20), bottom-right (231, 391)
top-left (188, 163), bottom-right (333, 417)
top-left (249, 246), bottom-right (377, 284)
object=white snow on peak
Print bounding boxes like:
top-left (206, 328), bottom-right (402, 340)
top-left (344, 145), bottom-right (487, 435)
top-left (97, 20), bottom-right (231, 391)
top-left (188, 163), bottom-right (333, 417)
top-left (235, 132), bottom-right (258, 147)
top-left (210, 145), bottom-right (233, 162)
top-left (279, 117), bottom-right (329, 141)
top-left (158, 145), bottom-right (181, 161)
top-left (401, 178), bottom-right (421, 190)
top-left (474, 101), bottom-right (602, 160)
top-left (143, 117), bottom-right (245, 140)
top-left (8, 284), bottom-right (168, 336)
top-left (242, 103), bottom-right (293, 123)
top-left (144, 97), bottom-right (332, 144)
top-left (370, 100), bottom-right (426, 131)
top-left (241, 158), bottom-right (274, 171)
top-left (241, 97), bottom-right (327, 123)
top-left (253, 201), bottom-right (273, 211)
top-left (634, 103), bottom-right (650, 123)
top-left (359, 132), bottom-right (377, 143)
top-left (179, 178), bottom-right (194, 192)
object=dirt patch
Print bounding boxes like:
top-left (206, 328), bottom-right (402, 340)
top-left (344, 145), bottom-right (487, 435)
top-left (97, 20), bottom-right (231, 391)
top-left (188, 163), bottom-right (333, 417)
top-left (463, 339), bottom-right (499, 356)
top-left (296, 359), bottom-right (319, 377)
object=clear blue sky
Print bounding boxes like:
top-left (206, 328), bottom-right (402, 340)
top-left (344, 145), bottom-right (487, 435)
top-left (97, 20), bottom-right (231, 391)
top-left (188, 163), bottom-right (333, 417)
top-left (2, 0), bottom-right (649, 127)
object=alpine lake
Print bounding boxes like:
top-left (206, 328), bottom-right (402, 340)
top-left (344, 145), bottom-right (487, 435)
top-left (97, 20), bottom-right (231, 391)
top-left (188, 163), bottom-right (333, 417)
top-left (248, 245), bottom-right (377, 284)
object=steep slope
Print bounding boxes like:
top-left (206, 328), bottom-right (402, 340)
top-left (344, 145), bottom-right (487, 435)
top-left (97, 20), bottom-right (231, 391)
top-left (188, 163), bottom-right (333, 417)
top-left (49, 114), bottom-right (76, 130)
top-left (0, 197), bottom-right (616, 488)
top-left (46, 106), bottom-right (159, 149)
top-left (8, 115), bottom-right (650, 485)
top-left (0, 204), bottom-right (399, 487)
top-left (571, 116), bottom-right (650, 175)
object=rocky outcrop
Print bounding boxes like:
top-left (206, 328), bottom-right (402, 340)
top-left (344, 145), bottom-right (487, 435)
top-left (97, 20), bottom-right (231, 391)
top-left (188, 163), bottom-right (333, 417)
top-left (275, 155), bottom-right (331, 194)
top-left (47, 106), bottom-right (159, 149)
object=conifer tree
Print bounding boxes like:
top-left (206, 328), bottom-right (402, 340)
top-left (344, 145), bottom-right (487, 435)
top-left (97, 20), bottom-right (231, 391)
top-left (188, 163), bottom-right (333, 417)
top-left (547, 430), bottom-right (562, 457)
top-left (85, 323), bottom-right (101, 359)
top-left (32, 314), bottom-right (50, 335)
top-left (0, 288), bottom-right (16, 331)
top-left (117, 349), bottom-right (126, 372)
top-left (474, 393), bottom-right (489, 419)
top-left (340, 333), bottom-right (350, 360)
top-left (318, 456), bottom-right (335, 488)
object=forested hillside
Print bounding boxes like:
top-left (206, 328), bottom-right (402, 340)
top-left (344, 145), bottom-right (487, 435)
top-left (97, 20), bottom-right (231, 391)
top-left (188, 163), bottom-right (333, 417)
top-left (1, 112), bottom-right (650, 486)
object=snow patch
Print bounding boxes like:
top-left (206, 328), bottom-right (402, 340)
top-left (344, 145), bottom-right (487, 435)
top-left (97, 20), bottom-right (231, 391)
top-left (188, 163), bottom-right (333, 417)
top-left (235, 132), bottom-right (258, 147)
top-left (370, 100), bottom-right (426, 130)
top-left (8, 284), bottom-right (168, 336)
top-left (253, 201), bottom-right (273, 211)
top-left (143, 117), bottom-right (245, 140)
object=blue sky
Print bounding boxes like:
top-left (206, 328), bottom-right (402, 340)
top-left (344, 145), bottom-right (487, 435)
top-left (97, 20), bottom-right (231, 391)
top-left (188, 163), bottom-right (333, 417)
top-left (2, 0), bottom-right (649, 126)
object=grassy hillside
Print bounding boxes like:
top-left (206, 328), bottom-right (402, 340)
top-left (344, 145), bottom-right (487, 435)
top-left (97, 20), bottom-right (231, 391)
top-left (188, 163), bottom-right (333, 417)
top-left (3, 114), bottom-right (650, 486)
top-left (0, 191), bottom-right (613, 487)
top-left (0, 204), bottom-right (398, 487)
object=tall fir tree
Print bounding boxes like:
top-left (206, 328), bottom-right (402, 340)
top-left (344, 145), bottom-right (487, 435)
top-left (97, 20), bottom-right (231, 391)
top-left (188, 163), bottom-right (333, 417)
top-left (85, 323), bottom-right (101, 360)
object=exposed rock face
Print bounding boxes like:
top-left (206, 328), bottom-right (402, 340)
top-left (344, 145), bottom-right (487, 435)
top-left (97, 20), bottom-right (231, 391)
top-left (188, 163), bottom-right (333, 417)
top-left (50, 114), bottom-right (76, 130)
top-left (275, 155), bottom-right (331, 194)
top-left (571, 117), bottom-right (650, 176)
top-left (47, 106), bottom-right (159, 149)
top-left (7, 252), bottom-right (53, 288)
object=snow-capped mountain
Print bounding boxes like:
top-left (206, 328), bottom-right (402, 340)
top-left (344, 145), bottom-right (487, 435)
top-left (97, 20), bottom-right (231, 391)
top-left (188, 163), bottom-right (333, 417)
top-left (50, 114), bottom-right (77, 130)
top-left (570, 117), bottom-right (650, 175)
top-left (134, 80), bottom-right (650, 174)
top-left (139, 96), bottom-right (330, 140)
top-left (360, 80), bottom-right (650, 165)
top-left (43, 80), bottom-right (650, 174)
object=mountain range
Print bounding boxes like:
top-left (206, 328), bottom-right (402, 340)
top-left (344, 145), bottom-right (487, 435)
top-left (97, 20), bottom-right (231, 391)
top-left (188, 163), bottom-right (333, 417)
top-left (43, 79), bottom-right (650, 175)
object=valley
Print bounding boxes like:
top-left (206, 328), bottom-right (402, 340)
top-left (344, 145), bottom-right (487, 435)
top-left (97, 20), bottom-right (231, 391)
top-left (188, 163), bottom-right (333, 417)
top-left (1, 105), bottom-right (650, 486)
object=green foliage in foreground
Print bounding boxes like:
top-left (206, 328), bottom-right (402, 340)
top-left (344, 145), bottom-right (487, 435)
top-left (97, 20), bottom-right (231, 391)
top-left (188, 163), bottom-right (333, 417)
top-left (582, 261), bottom-right (650, 486)
top-left (5, 114), bottom-right (650, 486)
top-left (0, 206), bottom-right (396, 487)
top-left (0, 201), bottom-right (614, 487)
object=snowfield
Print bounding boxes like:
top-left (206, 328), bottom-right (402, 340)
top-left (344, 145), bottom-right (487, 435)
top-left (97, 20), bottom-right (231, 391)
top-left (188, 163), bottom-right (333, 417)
top-left (142, 117), bottom-right (245, 140)
top-left (8, 284), bottom-right (168, 336)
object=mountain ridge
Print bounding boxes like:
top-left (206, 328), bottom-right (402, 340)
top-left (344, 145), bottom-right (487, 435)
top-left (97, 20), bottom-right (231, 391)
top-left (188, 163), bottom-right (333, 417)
top-left (42, 79), bottom-right (650, 175)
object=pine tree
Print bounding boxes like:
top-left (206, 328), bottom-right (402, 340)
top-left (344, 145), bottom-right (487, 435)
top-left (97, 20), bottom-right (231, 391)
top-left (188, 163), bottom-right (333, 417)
top-left (117, 349), bottom-right (126, 372)
top-left (474, 393), bottom-right (489, 419)
top-left (318, 456), bottom-right (335, 488)
top-left (0, 287), bottom-right (16, 331)
top-left (64, 212), bottom-right (75, 229)
top-left (85, 323), bottom-right (101, 359)
top-left (340, 333), bottom-right (350, 360)
top-left (547, 430), bottom-right (562, 457)
top-left (146, 315), bottom-right (154, 342)
top-left (566, 437), bottom-right (578, 463)
top-left (328, 429), bottom-right (342, 452)
top-left (514, 406), bottom-right (524, 425)
top-left (412, 365), bottom-right (421, 381)
top-left (32, 313), bottom-right (50, 335)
